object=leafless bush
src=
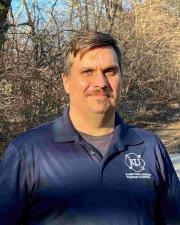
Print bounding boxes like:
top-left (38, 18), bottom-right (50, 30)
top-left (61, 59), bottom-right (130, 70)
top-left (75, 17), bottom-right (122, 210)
top-left (107, 0), bottom-right (180, 117)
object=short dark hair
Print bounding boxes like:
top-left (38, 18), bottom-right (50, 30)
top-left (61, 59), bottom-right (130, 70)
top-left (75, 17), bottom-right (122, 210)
top-left (63, 31), bottom-right (123, 76)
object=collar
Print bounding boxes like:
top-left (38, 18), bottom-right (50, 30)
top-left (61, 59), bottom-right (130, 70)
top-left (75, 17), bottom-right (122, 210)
top-left (53, 107), bottom-right (79, 142)
top-left (52, 107), bottom-right (143, 146)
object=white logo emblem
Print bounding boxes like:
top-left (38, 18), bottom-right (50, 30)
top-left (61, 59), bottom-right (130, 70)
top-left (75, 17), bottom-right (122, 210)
top-left (125, 153), bottom-right (145, 172)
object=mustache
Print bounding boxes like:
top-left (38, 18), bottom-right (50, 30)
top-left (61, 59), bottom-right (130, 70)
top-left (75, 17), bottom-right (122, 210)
top-left (85, 89), bottom-right (113, 97)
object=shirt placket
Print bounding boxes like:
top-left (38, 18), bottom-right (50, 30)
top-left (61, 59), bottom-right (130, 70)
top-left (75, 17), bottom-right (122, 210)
top-left (80, 140), bottom-right (103, 163)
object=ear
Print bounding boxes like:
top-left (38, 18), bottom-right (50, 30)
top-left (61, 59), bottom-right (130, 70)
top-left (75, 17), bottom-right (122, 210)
top-left (62, 73), bottom-right (70, 94)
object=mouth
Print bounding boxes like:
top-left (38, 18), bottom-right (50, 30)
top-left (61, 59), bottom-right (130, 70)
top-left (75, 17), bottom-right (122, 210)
top-left (91, 94), bottom-right (110, 101)
top-left (87, 90), bottom-right (111, 97)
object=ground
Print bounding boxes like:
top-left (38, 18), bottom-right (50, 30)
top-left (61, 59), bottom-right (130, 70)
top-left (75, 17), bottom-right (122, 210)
top-left (122, 100), bottom-right (180, 154)
top-left (153, 121), bottom-right (180, 153)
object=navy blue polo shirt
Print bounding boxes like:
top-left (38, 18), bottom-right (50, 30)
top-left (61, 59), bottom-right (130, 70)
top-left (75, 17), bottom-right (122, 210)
top-left (0, 108), bottom-right (180, 225)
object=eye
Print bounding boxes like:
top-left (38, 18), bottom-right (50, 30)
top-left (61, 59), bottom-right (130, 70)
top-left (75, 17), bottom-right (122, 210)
top-left (82, 69), bottom-right (93, 76)
top-left (104, 68), bottom-right (117, 76)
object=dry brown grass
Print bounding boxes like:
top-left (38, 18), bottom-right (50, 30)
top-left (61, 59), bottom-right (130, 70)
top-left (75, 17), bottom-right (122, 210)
top-left (156, 121), bottom-right (180, 153)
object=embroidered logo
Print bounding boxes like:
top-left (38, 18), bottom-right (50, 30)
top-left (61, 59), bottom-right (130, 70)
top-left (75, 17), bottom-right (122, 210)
top-left (125, 153), bottom-right (151, 179)
top-left (125, 153), bottom-right (145, 172)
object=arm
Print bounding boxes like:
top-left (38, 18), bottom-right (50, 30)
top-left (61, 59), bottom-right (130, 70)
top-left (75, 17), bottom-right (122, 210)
top-left (155, 136), bottom-right (180, 225)
top-left (0, 143), bottom-right (27, 225)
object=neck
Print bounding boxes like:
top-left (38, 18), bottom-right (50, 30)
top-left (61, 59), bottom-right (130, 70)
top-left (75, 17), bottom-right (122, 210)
top-left (69, 107), bottom-right (115, 136)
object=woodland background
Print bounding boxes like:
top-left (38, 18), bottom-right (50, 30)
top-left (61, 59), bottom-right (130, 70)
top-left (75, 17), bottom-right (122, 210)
top-left (0, 0), bottom-right (179, 157)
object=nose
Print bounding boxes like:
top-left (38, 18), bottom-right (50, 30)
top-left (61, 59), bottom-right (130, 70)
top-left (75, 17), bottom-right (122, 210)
top-left (93, 70), bottom-right (109, 88)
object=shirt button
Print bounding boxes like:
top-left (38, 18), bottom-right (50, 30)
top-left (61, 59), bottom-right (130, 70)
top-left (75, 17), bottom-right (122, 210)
top-left (90, 150), bottom-right (96, 155)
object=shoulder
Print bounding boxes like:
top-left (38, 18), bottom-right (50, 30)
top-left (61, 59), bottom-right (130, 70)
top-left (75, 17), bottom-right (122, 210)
top-left (10, 119), bottom-right (55, 153)
top-left (128, 124), bottom-right (157, 145)
top-left (129, 125), bottom-right (171, 163)
top-left (129, 125), bottom-right (168, 154)
top-left (132, 126), bottom-right (156, 142)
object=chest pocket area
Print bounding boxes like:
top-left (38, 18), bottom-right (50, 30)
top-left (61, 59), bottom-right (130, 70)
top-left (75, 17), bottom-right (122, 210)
top-left (102, 151), bottom-right (158, 202)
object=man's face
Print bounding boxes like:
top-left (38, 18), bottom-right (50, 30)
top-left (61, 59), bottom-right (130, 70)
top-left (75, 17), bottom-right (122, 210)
top-left (63, 47), bottom-right (122, 116)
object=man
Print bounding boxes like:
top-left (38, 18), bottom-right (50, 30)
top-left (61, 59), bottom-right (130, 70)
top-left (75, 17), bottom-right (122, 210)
top-left (0, 31), bottom-right (179, 225)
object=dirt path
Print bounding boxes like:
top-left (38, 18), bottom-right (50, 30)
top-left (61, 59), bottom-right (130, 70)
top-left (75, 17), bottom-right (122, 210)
top-left (154, 121), bottom-right (180, 153)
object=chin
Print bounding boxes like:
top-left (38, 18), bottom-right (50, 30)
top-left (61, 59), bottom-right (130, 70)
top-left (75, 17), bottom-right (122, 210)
top-left (87, 99), bottom-right (116, 114)
top-left (91, 105), bottom-right (114, 115)
top-left (93, 110), bottom-right (107, 114)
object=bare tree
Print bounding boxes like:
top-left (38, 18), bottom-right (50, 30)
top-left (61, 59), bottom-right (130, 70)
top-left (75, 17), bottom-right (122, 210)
top-left (102, 0), bottom-right (123, 32)
top-left (0, 0), bottom-right (179, 157)
top-left (0, 0), bottom-right (11, 48)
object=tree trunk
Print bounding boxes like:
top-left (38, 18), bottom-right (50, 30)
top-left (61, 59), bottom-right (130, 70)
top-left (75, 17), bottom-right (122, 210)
top-left (0, 0), bottom-right (11, 49)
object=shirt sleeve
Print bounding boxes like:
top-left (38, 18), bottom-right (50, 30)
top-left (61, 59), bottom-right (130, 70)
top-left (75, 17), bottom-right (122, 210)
top-left (0, 143), bottom-right (27, 225)
top-left (155, 136), bottom-right (180, 225)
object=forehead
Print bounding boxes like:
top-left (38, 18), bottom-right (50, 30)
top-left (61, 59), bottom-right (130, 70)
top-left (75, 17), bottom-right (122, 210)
top-left (72, 47), bottom-right (119, 68)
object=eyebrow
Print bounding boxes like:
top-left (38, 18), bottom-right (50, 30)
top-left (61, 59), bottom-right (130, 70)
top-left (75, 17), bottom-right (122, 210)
top-left (81, 67), bottom-right (93, 71)
top-left (80, 65), bottom-right (119, 72)
top-left (102, 65), bottom-right (120, 73)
